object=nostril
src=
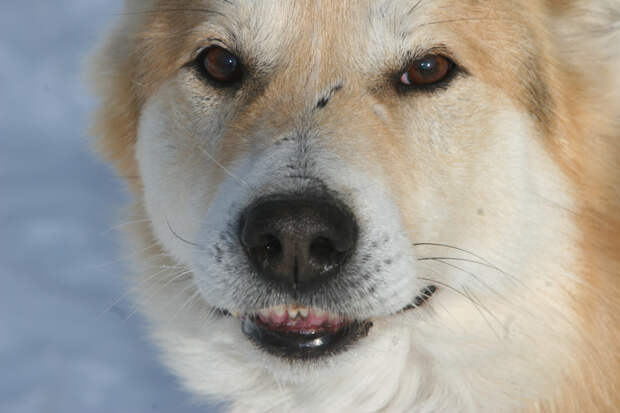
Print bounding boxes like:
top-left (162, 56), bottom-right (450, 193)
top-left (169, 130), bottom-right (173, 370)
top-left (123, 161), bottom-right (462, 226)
top-left (249, 234), bottom-right (282, 268)
top-left (261, 234), bottom-right (282, 257)
top-left (308, 235), bottom-right (352, 276)
top-left (309, 236), bottom-right (336, 260)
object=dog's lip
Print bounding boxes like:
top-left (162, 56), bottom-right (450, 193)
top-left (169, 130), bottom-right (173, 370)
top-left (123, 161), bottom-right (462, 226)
top-left (241, 316), bottom-right (373, 359)
top-left (214, 285), bottom-right (437, 319)
top-left (214, 285), bottom-right (437, 358)
top-left (399, 285), bottom-right (437, 313)
top-left (238, 306), bottom-right (358, 358)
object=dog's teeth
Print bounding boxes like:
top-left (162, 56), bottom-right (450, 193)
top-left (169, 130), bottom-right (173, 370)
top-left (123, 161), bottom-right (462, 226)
top-left (231, 311), bottom-right (240, 318)
top-left (314, 309), bottom-right (327, 318)
top-left (273, 305), bottom-right (286, 317)
top-left (250, 305), bottom-right (343, 325)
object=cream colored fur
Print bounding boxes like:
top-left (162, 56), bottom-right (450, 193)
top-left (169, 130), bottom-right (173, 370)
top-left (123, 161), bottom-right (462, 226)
top-left (89, 1), bottom-right (620, 412)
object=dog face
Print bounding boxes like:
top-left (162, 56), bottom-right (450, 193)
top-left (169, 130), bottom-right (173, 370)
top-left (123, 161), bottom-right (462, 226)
top-left (92, 0), bottom-right (620, 411)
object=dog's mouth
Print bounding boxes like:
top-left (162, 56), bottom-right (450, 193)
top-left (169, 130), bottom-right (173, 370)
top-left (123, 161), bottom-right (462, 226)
top-left (241, 308), bottom-right (372, 359)
top-left (220, 286), bottom-right (436, 359)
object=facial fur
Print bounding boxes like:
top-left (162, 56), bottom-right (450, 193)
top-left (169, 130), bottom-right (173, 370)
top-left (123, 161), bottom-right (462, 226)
top-left (89, 1), bottom-right (620, 412)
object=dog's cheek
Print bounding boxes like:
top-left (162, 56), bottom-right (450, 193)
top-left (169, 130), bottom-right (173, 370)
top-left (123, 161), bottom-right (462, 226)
top-left (135, 80), bottom-right (225, 266)
top-left (332, 87), bottom-right (581, 317)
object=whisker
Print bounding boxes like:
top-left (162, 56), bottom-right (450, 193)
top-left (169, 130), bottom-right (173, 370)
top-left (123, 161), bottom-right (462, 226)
top-left (462, 285), bottom-right (502, 341)
top-left (406, 0), bottom-right (427, 17)
top-left (100, 218), bottom-right (152, 235)
top-left (417, 276), bottom-right (502, 340)
top-left (416, 267), bottom-right (468, 332)
top-left (124, 269), bottom-right (193, 321)
top-left (166, 219), bottom-right (201, 248)
top-left (413, 243), bottom-right (524, 287)
top-left (198, 145), bottom-right (250, 188)
top-left (96, 265), bottom-right (174, 320)
top-left (417, 17), bottom-right (507, 29)
top-left (413, 243), bottom-right (493, 265)
top-left (418, 256), bottom-right (496, 269)
top-left (80, 240), bottom-right (162, 271)
top-left (418, 258), bottom-right (505, 297)
top-left (171, 290), bottom-right (202, 321)
top-left (417, 277), bottom-right (481, 310)
top-left (202, 305), bottom-right (227, 328)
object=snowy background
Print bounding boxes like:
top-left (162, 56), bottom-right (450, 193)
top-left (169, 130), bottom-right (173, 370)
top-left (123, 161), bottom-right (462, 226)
top-left (0, 2), bottom-right (219, 412)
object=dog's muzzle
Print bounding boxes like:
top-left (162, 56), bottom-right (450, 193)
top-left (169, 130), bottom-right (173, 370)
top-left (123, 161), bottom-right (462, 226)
top-left (234, 193), bottom-right (369, 358)
top-left (219, 193), bottom-right (436, 359)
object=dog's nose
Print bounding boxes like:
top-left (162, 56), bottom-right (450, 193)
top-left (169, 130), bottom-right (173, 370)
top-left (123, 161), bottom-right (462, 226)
top-left (240, 196), bottom-right (357, 289)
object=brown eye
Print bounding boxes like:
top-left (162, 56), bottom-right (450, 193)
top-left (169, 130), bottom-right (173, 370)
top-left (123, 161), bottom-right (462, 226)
top-left (400, 55), bottom-right (454, 87)
top-left (199, 46), bottom-right (243, 84)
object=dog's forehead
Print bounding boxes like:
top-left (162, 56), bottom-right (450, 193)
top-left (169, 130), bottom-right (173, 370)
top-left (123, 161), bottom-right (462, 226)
top-left (175, 0), bottom-right (535, 85)
top-left (173, 0), bottom-right (521, 61)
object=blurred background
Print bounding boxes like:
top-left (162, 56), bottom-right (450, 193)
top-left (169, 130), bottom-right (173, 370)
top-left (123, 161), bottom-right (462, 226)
top-left (0, 2), bottom-right (218, 412)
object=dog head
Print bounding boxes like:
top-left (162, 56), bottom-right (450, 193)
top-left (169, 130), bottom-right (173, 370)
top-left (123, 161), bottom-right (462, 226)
top-left (91, 1), bottom-right (620, 411)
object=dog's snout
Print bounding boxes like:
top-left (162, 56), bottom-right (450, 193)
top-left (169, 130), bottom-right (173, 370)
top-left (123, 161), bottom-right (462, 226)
top-left (240, 196), bottom-right (357, 289)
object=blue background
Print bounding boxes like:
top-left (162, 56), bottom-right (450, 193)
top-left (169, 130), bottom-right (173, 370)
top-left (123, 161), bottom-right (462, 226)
top-left (0, 2), bottom-right (218, 412)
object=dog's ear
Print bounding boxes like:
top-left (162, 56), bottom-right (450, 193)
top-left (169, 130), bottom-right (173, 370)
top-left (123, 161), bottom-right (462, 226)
top-left (548, 0), bottom-right (620, 167)
top-left (87, 10), bottom-right (145, 191)
top-left (87, 1), bottom-right (210, 191)
top-left (548, 0), bottom-right (620, 302)
top-left (545, 0), bottom-right (620, 130)
top-left (547, 0), bottom-right (620, 59)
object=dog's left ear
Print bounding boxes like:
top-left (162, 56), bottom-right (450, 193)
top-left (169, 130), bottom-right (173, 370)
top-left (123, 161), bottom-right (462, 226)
top-left (546, 0), bottom-right (620, 58)
top-left (546, 0), bottom-right (620, 280)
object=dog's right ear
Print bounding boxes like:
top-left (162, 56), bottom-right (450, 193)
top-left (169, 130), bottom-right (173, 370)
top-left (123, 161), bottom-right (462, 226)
top-left (87, 12), bottom-right (144, 192)
top-left (87, 1), bottom-right (210, 192)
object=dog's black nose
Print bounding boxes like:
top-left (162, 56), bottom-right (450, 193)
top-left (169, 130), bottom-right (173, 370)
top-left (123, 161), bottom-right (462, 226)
top-left (240, 196), bottom-right (357, 289)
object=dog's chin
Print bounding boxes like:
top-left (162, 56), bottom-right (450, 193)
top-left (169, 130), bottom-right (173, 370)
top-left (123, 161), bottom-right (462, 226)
top-left (215, 286), bottom-right (436, 360)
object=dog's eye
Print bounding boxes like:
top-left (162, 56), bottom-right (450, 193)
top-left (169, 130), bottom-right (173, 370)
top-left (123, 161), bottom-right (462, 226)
top-left (198, 46), bottom-right (243, 85)
top-left (400, 55), bottom-right (454, 87)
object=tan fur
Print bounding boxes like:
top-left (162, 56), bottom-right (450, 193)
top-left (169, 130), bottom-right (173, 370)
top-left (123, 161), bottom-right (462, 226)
top-left (90, 1), bottom-right (620, 411)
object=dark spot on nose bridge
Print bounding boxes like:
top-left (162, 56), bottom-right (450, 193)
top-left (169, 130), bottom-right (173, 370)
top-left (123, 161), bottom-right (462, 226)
top-left (316, 97), bottom-right (330, 109)
top-left (315, 83), bottom-right (343, 109)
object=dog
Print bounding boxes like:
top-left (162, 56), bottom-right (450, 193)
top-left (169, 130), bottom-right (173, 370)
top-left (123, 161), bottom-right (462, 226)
top-left (89, 1), bottom-right (620, 411)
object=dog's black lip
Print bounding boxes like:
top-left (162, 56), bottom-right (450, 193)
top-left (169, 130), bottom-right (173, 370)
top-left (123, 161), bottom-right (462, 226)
top-left (214, 308), bottom-right (232, 317)
top-left (242, 317), bottom-right (373, 360)
top-left (401, 285), bottom-right (437, 313)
